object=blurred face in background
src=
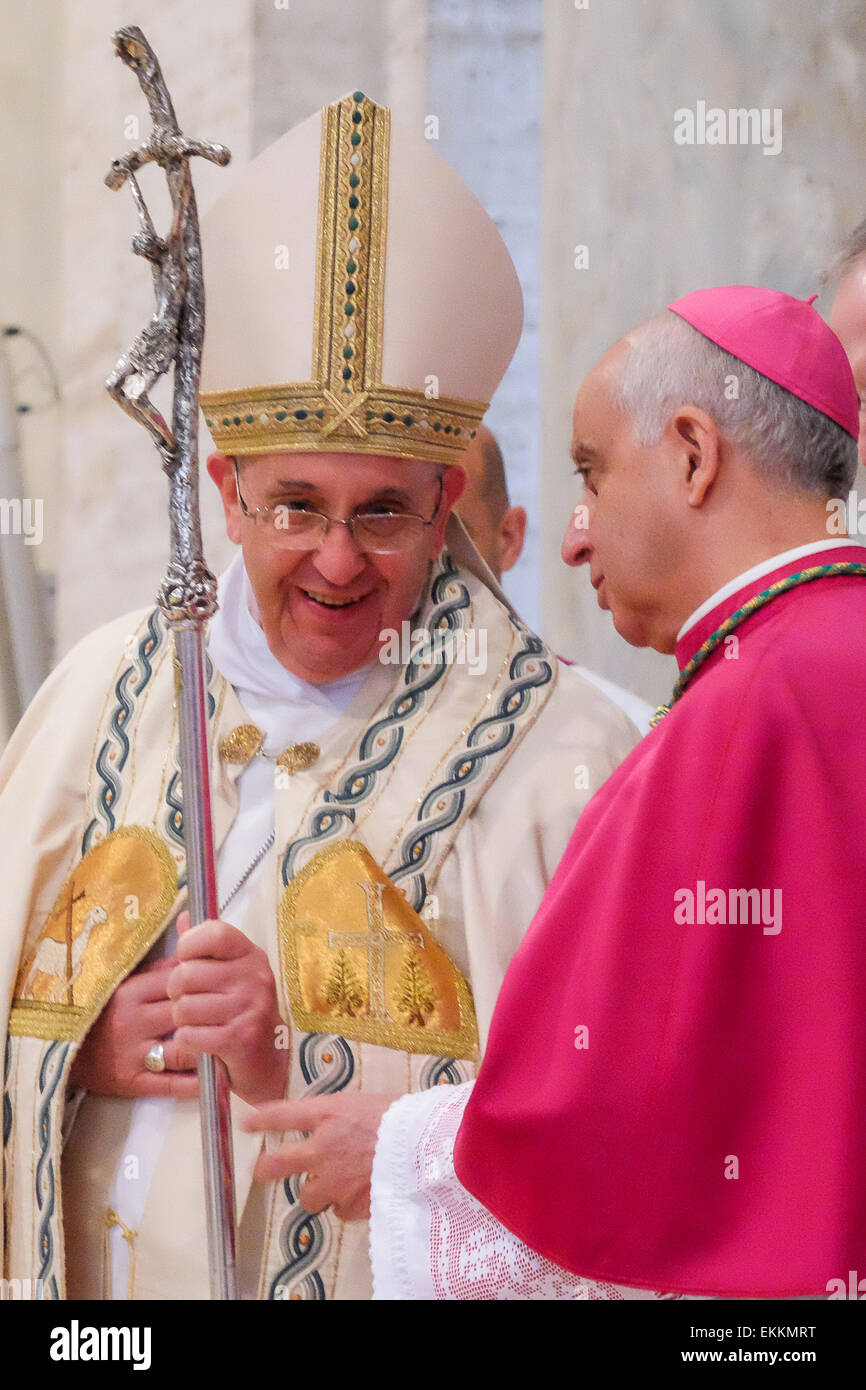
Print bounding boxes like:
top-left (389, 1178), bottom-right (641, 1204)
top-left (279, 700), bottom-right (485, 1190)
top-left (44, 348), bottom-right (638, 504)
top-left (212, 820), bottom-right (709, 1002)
top-left (455, 426), bottom-right (526, 580)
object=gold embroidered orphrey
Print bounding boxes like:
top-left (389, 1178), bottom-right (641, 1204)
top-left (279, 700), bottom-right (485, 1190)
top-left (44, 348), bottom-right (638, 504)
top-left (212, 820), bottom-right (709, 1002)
top-left (278, 840), bottom-right (479, 1059)
top-left (200, 92), bottom-right (488, 464)
top-left (9, 826), bottom-right (178, 1044)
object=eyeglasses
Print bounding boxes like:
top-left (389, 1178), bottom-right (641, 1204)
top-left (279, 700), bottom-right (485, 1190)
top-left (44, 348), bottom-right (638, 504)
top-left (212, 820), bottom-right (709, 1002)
top-left (233, 459), bottom-right (443, 554)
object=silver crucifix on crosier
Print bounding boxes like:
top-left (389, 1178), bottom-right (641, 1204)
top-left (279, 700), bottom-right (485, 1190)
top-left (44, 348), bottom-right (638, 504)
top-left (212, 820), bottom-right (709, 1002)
top-left (104, 25), bottom-right (236, 1300)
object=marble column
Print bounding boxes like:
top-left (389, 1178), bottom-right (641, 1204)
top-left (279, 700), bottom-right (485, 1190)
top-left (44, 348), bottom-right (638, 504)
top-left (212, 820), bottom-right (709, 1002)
top-left (252, 0), bottom-right (427, 150)
top-left (427, 0), bottom-right (543, 629)
top-left (0, 1), bottom-right (64, 738)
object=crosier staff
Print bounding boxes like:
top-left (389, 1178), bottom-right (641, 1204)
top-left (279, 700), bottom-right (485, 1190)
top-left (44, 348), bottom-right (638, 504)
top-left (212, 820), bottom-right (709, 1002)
top-left (104, 25), bottom-right (237, 1300)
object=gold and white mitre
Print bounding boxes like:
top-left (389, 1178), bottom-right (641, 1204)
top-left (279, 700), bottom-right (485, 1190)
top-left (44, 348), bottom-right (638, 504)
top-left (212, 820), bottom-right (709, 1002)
top-left (199, 90), bottom-right (523, 464)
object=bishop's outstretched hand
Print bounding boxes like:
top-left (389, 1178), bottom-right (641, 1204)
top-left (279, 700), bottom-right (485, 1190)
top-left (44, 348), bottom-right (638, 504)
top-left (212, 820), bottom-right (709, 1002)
top-left (242, 1093), bottom-right (396, 1222)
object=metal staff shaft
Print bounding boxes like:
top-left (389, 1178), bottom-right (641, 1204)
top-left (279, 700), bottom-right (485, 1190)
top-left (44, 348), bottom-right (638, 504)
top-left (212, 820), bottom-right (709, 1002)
top-left (175, 629), bottom-right (238, 1301)
top-left (166, 172), bottom-right (239, 1298)
top-left (104, 25), bottom-right (236, 1299)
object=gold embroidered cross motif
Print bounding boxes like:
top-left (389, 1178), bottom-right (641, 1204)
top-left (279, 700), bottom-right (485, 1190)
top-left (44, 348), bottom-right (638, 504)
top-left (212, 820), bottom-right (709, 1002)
top-left (321, 388), bottom-right (370, 439)
top-left (328, 880), bottom-right (424, 1022)
top-left (278, 839), bottom-right (478, 1059)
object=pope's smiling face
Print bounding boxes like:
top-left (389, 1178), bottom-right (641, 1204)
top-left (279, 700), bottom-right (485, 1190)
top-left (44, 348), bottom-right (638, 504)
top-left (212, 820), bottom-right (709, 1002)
top-left (208, 452), bottom-right (464, 683)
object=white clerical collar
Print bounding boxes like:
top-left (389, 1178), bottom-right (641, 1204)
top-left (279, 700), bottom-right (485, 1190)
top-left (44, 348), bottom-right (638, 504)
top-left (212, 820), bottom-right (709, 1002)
top-left (206, 550), bottom-right (375, 732)
top-left (677, 537), bottom-right (866, 643)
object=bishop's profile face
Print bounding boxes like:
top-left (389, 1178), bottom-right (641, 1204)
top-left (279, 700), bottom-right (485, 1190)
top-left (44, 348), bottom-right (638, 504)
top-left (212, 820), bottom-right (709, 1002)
top-left (207, 451), bottom-right (462, 683)
top-left (562, 342), bottom-right (682, 652)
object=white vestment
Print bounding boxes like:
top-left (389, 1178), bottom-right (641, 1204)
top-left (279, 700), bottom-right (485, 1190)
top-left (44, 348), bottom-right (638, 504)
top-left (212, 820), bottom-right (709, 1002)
top-left (2, 537), bottom-right (639, 1300)
top-left (101, 554), bottom-right (372, 1298)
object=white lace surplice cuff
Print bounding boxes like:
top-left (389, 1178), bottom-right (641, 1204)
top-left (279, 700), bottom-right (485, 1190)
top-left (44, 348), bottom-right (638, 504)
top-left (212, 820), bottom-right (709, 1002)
top-left (370, 1081), bottom-right (462, 1298)
top-left (369, 1081), bottom-right (636, 1301)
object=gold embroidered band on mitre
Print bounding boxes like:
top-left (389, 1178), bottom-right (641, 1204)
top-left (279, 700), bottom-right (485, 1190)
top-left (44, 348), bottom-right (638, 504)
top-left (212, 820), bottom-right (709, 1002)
top-left (200, 92), bottom-right (487, 464)
top-left (278, 839), bottom-right (479, 1060)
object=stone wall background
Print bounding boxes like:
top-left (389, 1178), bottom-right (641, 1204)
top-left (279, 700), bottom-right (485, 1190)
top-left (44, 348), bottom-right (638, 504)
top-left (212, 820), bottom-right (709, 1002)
top-left (540, 0), bottom-right (866, 703)
top-left (0, 1), bottom-right (63, 738)
top-left (3, 0), bottom-right (866, 742)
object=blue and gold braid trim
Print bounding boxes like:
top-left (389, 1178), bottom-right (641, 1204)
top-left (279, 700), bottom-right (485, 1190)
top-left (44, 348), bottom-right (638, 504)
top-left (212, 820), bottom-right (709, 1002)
top-left (82, 609), bottom-right (165, 854)
top-left (268, 1035), bottom-right (355, 1302)
top-left (391, 623), bottom-right (553, 912)
top-left (35, 1041), bottom-right (69, 1299)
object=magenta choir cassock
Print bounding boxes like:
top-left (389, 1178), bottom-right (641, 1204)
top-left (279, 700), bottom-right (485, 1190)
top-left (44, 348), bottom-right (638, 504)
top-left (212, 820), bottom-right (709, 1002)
top-left (452, 543), bottom-right (866, 1298)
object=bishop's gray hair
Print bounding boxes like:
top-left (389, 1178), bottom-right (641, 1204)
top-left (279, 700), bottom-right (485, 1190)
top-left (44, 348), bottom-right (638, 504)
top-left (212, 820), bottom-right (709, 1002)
top-left (613, 311), bottom-right (858, 499)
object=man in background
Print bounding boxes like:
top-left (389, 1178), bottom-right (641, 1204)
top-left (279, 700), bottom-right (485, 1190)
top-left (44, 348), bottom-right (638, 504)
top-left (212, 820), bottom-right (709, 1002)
top-left (458, 423), bottom-right (652, 731)
top-left (455, 425), bottom-right (527, 581)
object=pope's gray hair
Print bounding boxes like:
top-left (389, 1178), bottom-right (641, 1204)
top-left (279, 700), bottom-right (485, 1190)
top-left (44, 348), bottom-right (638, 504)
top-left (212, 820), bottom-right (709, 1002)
top-left (612, 311), bottom-right (858, 498)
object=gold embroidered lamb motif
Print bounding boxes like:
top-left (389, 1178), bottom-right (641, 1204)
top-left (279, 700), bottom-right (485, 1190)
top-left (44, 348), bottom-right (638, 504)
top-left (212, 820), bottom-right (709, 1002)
top-left (278, 840), bottom-right (478, 1059)
top-left (10, 826), bottom-right (178, 1043)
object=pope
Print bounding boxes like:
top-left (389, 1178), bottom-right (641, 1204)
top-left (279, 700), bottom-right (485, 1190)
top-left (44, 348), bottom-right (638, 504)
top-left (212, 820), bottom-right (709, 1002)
top-left (246, 285), bottom-right (866, 1300)
top-left (0, 91), bottom-right (637, 1302)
